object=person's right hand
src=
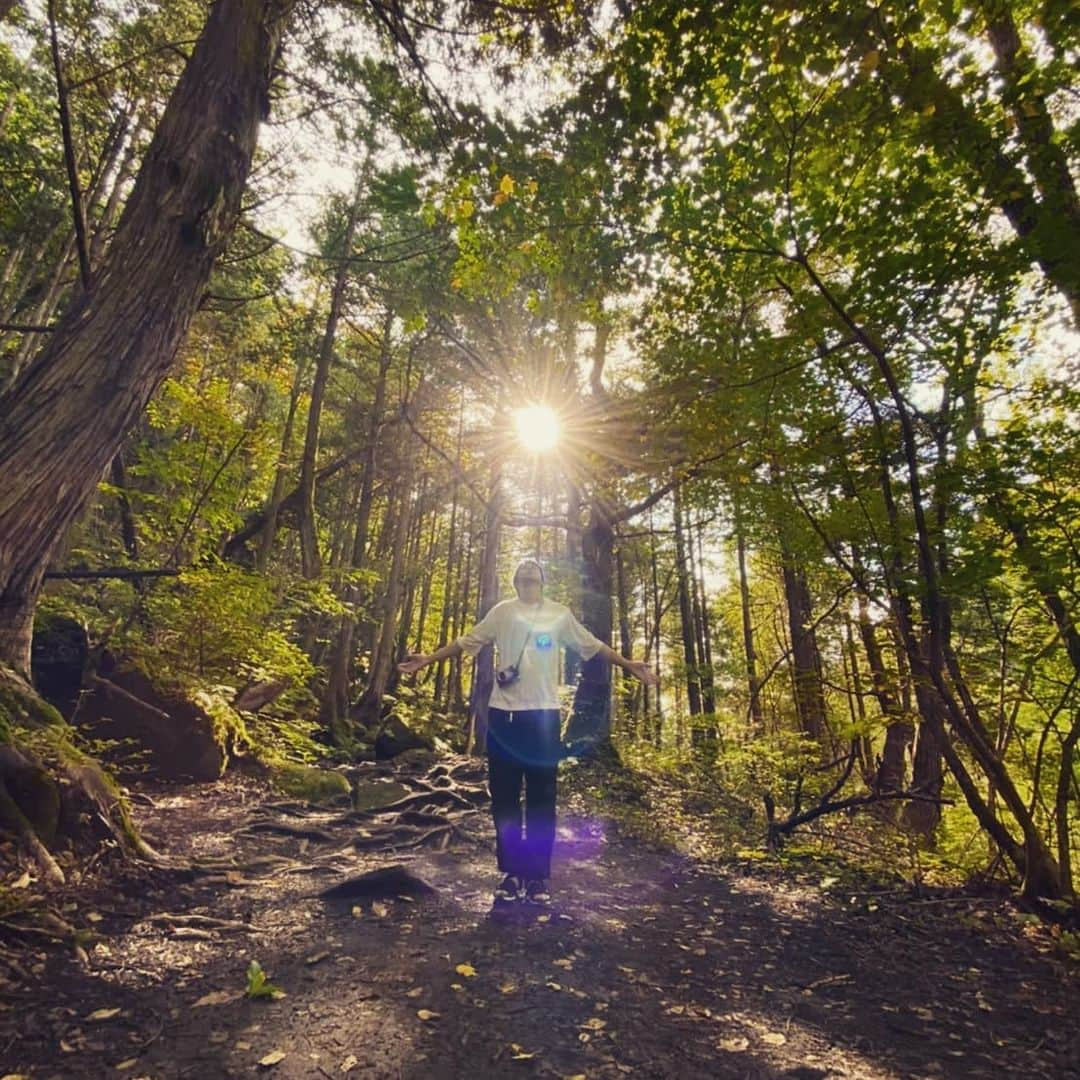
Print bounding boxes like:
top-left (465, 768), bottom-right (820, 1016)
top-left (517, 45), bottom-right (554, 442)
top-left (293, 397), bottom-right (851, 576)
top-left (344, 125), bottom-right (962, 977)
top-left (397, 653), bottom-right (431, 675)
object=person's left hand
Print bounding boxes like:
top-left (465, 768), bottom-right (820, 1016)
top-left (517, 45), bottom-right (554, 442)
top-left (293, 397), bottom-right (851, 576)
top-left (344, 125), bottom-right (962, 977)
top-left (626, 659), bottom-right (659, 686)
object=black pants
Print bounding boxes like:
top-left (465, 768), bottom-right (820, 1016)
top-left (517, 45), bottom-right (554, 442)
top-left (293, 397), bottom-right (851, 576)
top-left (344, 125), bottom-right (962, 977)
top-left (487, 707), bottom-right (561, 880)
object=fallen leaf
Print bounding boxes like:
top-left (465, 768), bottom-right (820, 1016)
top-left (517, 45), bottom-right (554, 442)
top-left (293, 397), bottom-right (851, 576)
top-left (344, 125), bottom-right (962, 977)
top-left (510, 1044), bottom-right (535, 1060)
top-left (259, 1049), bottom-right (286, 1067)
top-left (114, 1059), bottom-right (138, 1071)
top-left (405, 987), bottom-right (424, 999)
top-left (455, 963), bottom-right (477, 978)
top-left (416, 1010), bottom-right (440, 1021)
top-left (351, 906), bottom-right (363, 918)
top-left (761, 1032), bottom-right (786, 1046)
top-left (499, 983), bottom-right (517, 995)
top-left (545, 981), bottom-right (562, 991)
top-left (194, 990), bottom-right (240, 1008)
top-left (86, 1008), bottom-right (121, 1022)
top-left (580, 1017), bottom-right (606, 1031)
top-left (340, 1054), bottom-right (358, 1073)
top-left (718, 1036), bottom-right (749, 1052)
top-left (371, 902), bottom-right (389, 918)
top-left (11, 871), bottom-right (31, 890)
top-left (553, 958), bottom-right (573, 969)
top-left (305, 952), bottom-right (331, 966)
top-left (86, 912), bottom-right (104, 923)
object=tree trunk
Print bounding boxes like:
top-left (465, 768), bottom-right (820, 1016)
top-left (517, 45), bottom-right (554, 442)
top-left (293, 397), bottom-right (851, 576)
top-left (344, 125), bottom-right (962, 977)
top-left (691, 512), bottom-right (716, 720)
top-left (433, 401), bottom-right (464, 707)
top-left (465, 465), bottom-right (503, 755)
top-left (779, 552), bottom-right (827, 742)
top-left (323, 330), bottom-right (391, 740)
top-left (734, 495), bottom-right (763, 727)
top-left (0, 0), bottom-right (295, 674)
top-left (566, 504), bottom-right (615, 750)
top-left (355, 476), bottom-right (414, 727)
top-left (297, 185), bottom-right (361, 579)
top-left (854, 577), bottom-right (912, 792)
top-left (673, 483), bottom-right (702, 717)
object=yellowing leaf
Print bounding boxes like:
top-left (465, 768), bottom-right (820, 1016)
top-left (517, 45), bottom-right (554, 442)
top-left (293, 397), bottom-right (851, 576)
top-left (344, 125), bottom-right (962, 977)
top-left (499, 174), bottom-right (516, 196)
top-left (455, 963), bottom-right (477, 978)
top-left (859, 49), bottom-right (879, 74)
top-left (457, 200), bottom-right (475, 219)
top-left (194, 990), bottom-right (241, 1008)
top-left (87, 1007), bottom-right (121, 1022)
top-left (718, 1036), bottom-right (749, 1052)
top-left (493, 191), bottom-right (509, 207)
top-left (259, 1049), bottom-right (286, 1067)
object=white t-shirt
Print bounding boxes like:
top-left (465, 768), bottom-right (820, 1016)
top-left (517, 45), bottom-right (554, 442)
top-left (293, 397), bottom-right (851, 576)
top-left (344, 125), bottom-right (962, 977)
top-left (455, 597), bottom-right (604, 711)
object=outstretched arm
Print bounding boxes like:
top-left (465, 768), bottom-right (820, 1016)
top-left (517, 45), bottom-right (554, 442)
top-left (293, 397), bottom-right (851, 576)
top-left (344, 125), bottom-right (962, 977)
top-left (593, 642), bottom-right (659, 686)
top-left (397, 640), bottom-right (462, 675)
top-left (562, 610), bottom-right (659, 686)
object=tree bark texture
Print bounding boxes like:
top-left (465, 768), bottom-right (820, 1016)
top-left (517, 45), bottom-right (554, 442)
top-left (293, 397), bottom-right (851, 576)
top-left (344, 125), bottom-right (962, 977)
top-left (0, 0), bottom-right (295, 673)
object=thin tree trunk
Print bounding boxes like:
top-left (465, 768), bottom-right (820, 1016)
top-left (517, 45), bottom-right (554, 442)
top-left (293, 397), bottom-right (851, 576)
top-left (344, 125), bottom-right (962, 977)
top-left (355, 474), bottom-right (414, 727)
top-left (297, 185), bottom-right (361, 579)
top-left (733, 495), bottom-right (763, 727)
top-left (466, 464), bottom-right (503, 755)
top-left (322, 326), bottom-right (390, 740)
top-left (673, 483), bottom-right (702, 717)
top-left (433, 397), bottom-right (464, 705)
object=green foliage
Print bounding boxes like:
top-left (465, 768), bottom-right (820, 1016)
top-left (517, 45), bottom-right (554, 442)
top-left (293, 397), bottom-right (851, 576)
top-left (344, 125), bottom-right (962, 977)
top-left (244, 960), bottom-right (285, 1000)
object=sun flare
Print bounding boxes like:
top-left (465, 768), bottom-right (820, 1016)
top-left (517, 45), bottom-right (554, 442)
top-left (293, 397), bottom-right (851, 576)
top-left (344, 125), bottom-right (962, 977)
top-left (513, 403), bottom-right (561, 452)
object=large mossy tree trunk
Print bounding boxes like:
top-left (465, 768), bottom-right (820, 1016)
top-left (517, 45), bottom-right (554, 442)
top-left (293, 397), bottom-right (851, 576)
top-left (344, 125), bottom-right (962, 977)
top-left (566, 505), bottom-right (615, 753)
top-left (0, 0), bottom-right (295, 675)
top-left (0, 665), bottom-right (161, 884)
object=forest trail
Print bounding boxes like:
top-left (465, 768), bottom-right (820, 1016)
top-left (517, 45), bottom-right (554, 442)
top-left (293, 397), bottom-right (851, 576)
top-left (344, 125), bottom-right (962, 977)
top-left (3, 761), bottom-right (1077, 1080)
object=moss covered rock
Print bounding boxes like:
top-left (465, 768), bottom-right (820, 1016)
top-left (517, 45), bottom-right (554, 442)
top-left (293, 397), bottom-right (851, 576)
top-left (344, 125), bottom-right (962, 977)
top-left (74, 667), bottom-right (232, 781)
top-left (269, 762), bottom-right (350, 804)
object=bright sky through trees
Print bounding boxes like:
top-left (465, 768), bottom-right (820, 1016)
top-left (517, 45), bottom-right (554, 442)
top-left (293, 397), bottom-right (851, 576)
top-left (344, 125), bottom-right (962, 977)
top-left (512, 403), bottom-right (561, 453)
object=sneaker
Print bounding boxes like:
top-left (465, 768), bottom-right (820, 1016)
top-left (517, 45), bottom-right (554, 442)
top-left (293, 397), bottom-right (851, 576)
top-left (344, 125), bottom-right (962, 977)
top-left (493, 874), bottom-right (522, 903)
top-left (524, 878), bottom-right (551, 904)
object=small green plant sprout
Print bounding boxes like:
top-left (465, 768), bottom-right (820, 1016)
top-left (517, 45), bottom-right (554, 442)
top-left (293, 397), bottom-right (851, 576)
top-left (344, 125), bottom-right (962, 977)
top-left (245, 959), bottom-right (285, 1000)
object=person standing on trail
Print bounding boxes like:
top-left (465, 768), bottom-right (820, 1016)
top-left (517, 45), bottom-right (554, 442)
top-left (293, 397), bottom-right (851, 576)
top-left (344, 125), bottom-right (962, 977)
top-left (397, 557), bottom-right (658, 906)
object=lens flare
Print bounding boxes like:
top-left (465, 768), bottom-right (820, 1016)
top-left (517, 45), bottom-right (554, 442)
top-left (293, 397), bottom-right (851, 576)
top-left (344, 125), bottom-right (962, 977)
top-left (513, 404), bottom-right (560, 452)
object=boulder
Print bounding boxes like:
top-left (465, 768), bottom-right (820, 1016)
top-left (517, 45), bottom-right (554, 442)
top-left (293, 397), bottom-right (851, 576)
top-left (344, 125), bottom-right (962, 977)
top-left (374, 714), bottom-right (434, 760)
top-left (352, 779), bottom-right (411, 810)
top-left (73, 671), bottom-right (228, 781)
top-left (31, 612), bottom-right (89, 718)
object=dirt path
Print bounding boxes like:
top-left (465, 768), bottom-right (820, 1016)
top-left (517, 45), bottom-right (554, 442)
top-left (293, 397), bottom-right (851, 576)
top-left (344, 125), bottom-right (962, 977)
top-left (2, 762), bottom-right (1077, 1079)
